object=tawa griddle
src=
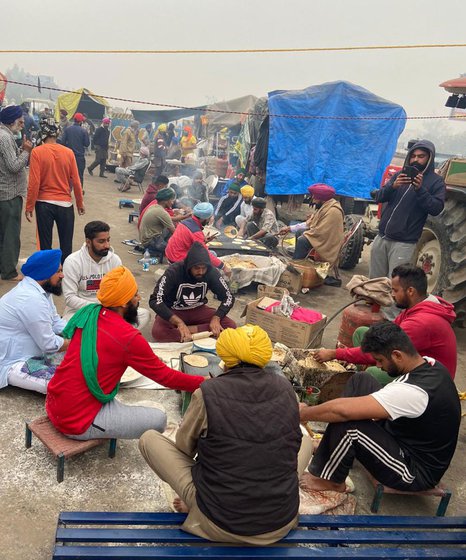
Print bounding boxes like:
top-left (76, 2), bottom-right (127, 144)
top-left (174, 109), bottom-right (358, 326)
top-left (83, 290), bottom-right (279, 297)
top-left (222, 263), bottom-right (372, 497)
top-left (180, 352), bottom-right (224, 378)
top-left (207, 233), bottom-right (270, 257)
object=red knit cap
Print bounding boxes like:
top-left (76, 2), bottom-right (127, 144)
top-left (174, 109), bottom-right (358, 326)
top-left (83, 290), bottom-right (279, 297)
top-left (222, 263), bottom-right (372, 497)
top-left (307, 183), bottom-right (335, 201)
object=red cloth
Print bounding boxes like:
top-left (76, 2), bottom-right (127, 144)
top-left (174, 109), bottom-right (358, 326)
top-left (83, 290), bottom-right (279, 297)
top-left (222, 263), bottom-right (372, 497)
top-left (152, 305), bottom-right (236, 343)
top-left (46, 308), bottom-right (204, 435)
top-left (290, 307), bottom-right (323, 324)
top-left (264, 303), bottom-right (322, 324)
top-left (165, 216), bottom-right (223, 268)
top-left (335, 297), bottom-right (457, 378)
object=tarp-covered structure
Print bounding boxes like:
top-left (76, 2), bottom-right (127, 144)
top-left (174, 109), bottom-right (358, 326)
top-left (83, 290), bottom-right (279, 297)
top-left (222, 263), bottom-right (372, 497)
top-left (54, 88), bottom-right (109, 121)
top-left (235, 97), bottom-right (268, 168)
top-left (204, 95), bottom-right (257, 131)
top-left (266, 81), bottom-right (406, 199)
top-left (131, 106), bottom-right (205, 124)
top-left (130, 95), bottom-right (257, 132)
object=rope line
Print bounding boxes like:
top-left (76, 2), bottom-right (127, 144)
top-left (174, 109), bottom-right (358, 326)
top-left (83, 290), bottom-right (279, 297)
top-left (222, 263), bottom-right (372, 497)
top-left (2, 79), bottom-right (464, 121)
top-left (1, 43), bottom-right (466, 54)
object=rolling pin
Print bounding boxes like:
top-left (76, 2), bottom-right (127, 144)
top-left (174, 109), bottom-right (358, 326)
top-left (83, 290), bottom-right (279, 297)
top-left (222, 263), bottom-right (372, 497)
top-left (192, 331), bottom-right (213, 341)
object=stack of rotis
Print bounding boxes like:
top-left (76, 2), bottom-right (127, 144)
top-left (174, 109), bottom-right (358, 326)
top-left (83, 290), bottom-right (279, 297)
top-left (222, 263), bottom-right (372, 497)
top-left (272, 344), bottom-right (354, 402)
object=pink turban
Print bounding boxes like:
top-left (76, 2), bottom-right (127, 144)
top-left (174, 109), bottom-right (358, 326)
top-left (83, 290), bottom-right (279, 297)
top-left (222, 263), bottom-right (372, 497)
top-left (307, 183), bottom-right (335, 202)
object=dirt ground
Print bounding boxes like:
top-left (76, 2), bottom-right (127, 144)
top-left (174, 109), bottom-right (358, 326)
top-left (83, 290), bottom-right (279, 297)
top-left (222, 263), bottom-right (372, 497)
top-left (0, 164), bottom-right (465, 559)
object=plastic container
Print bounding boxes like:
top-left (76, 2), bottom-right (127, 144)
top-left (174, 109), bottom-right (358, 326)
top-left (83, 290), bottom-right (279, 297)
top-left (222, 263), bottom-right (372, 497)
top-left (292, 259), bottom-right (324, 289)
top-left (193, 338), bottom-right (217, 354)
top-left (139, 249), bottom-right (159, 268)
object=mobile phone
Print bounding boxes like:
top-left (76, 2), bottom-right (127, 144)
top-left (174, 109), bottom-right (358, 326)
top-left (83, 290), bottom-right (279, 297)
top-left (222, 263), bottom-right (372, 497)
top-left (401, 166), bottom-right (419, 180)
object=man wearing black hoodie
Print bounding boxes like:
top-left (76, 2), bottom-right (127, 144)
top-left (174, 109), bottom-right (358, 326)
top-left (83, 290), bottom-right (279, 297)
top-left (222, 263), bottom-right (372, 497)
top-left (150, 242), bottom-right (236, 342)
top-left (370, 140), bottom-right (445, 279)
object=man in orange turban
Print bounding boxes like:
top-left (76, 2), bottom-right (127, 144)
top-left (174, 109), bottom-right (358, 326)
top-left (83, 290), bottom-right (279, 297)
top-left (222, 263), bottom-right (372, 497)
top-left (139, 324), bottom-right (312, 544)
top-left (46, 266), bottom-right (205, 441)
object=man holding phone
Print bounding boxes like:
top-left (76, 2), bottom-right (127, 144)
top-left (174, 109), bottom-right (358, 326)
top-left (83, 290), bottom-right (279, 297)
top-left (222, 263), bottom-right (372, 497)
top-left (369, 140), bottom-right (445, 282)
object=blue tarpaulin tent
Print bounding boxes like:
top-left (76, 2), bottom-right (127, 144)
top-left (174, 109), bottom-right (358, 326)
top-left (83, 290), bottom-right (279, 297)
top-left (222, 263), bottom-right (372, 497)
top-left (266, 81), bottom-right (406, 198)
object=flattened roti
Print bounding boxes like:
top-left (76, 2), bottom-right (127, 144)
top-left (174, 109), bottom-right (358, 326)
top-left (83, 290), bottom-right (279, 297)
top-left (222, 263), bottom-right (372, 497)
top-left (208, 241), bottom-right (223, 247)
top-left (183, 354), bottom-right (209, 368)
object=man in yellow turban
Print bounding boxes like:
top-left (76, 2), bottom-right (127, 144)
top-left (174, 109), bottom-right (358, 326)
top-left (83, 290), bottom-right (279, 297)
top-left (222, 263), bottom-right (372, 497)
top-left (46, 266), bottom-right (205, 441)
top-left (139, 324), bottom-right (312, 544)
top-left (235, 185), bottom-right (255, 232)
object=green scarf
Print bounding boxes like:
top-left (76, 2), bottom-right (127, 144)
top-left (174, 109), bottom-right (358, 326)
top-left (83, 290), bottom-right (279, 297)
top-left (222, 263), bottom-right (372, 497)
top-left (62, 303), bottom-right (119, 403)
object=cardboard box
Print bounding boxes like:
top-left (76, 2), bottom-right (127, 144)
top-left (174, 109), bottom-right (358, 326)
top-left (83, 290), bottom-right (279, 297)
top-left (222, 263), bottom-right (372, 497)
top-left (257, 296), bottom-right (281, 310)
top-left (257, 285), bottom-right (290, 299)
top-left (243, 286), bottom-right (327, 348)
top-left (276, 268), bottom-right (303, 294)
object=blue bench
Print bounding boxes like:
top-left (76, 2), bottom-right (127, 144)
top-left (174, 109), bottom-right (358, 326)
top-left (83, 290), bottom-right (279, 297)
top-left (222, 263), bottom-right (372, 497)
top-left (53, 511), bottom-right (466, 558)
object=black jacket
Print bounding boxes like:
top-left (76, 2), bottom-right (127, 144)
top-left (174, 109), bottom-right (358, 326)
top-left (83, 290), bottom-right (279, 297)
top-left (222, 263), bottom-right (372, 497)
top-left (385, 360), bottom-right (461, 489)
top-left (375, 140), bottom-right (445, 243)
top-left (193, 365), bottom-right (301, 535)
top-left (149, 242), bottom-right (234, 320)
top-left (93, 126), bottom-right (110, 149)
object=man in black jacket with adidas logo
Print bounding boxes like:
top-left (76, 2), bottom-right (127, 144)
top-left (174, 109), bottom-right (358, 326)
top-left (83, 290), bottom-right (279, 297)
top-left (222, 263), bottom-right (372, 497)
top-left (149, 242), bottom-right (236, 342)
top-left (300, 322), bottom-right (460, 493)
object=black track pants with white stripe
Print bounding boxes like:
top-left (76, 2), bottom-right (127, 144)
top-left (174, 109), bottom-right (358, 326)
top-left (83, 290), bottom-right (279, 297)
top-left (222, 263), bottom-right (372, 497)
top-left (308, 373), bottom-right (425, 491)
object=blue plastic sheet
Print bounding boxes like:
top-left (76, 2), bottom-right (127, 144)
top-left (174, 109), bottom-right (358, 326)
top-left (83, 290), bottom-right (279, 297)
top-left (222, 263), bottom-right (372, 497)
top-left (266, 81), bottom-right (406, 198)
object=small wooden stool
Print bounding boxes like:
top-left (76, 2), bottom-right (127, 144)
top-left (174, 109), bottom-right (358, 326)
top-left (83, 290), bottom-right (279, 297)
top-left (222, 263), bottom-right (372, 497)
top-left (365, 470), bottom-right (451, 516)
top-left (128, 211), bottom-right (139, 223)
top-left (25, 416), bottom-right (117, 483)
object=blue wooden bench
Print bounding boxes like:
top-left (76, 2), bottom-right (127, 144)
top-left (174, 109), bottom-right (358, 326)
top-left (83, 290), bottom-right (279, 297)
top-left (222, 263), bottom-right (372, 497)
top-left (53, 511), bottom-right (466, 558)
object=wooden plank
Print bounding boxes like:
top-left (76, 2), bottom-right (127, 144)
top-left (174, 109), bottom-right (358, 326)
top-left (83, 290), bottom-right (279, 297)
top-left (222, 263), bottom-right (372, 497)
top-left (52, 545), bottom-right (466, 559)
top-left (58, 512), bottom-right (466, 530)
top-left (59, 511), bottom-right (187, 526)
top-left (300, 514), bottom-right (466, 529)
top-left (55, 527), bottom-right (466, 545)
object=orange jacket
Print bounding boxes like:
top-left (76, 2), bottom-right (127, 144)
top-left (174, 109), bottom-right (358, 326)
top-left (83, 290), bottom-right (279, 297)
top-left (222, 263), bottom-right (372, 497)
top-left (26, 143), bottom-right (84, 212)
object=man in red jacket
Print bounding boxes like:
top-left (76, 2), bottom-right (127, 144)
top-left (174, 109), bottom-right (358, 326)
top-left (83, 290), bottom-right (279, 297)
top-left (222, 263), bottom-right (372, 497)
top-left (165, 202), bottom-right (230, 275)
top-left (46, 266), bottom-right (204, 440)
top-left (314, 265), bottom-right (456, 383)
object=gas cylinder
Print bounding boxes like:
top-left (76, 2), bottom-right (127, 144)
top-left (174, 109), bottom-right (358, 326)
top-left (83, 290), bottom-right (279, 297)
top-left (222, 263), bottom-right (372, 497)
top-left (337, 300), bottom-right (385, 348)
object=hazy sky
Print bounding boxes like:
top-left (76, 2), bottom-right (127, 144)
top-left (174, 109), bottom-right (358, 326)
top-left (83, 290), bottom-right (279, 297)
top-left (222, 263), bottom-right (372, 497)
top-left (1, 0), bottom-right (465, 136)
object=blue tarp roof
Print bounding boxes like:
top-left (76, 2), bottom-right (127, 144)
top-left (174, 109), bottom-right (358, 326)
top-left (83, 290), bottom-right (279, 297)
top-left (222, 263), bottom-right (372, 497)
top-left (266, 81), bottom-right (406, 198)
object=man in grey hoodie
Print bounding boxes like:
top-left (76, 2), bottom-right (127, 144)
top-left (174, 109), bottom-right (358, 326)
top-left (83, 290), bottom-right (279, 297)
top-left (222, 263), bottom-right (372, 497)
top-left (62, 221), bottom-right (150, 329)
top-left (370, 140), bottom-right (445, 279)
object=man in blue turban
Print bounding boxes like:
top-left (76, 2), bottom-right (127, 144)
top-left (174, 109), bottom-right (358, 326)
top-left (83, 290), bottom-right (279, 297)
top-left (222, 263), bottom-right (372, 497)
top-left (0, 249), bottom-right (70, 394)
top-left (0, 105), bottom-right (33, 281)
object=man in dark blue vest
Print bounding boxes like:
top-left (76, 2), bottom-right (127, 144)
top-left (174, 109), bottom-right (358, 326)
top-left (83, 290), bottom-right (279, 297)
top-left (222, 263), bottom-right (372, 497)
top-left (60, 112), bottom-right (90, 189)
top-left (300, 322), bottom-right (461, 494)
top-left (139, 325), bottom-right (311, 544)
